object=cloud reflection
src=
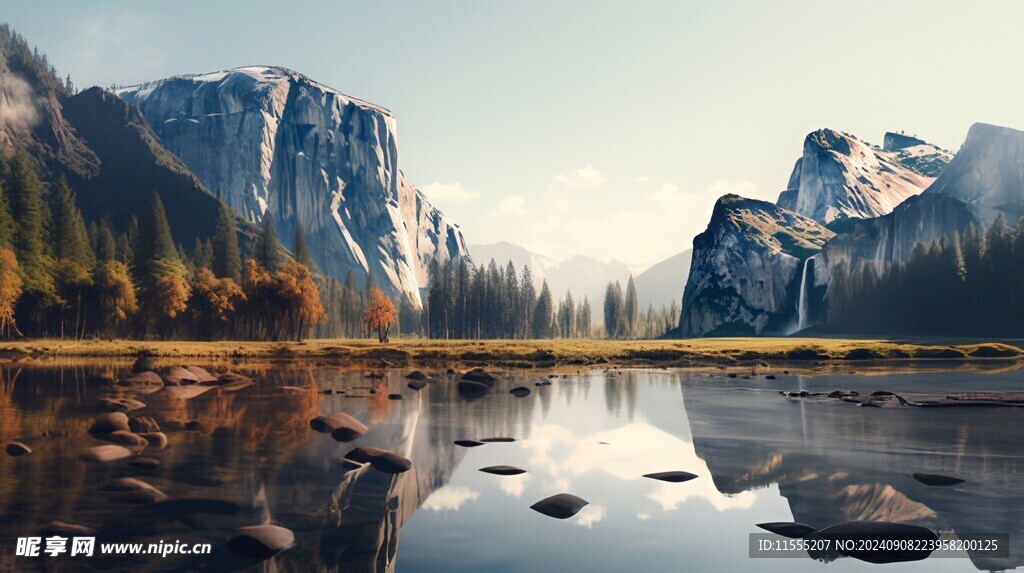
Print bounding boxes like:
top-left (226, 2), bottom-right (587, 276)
top-left (422, 486), bottom-right (481, 512)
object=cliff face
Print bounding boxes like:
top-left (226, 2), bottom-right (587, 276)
top-left (117, 66), bottom-right (469, 302)
top-left (777, 129), bottom-right (949, 223)
top-left (679, 195), bottom-right (834, 337)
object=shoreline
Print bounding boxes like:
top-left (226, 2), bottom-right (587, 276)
top-left (1, 337), bottom-right (1021, 370)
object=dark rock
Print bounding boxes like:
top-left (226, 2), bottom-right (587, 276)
top-left (81, 444), bottom-right (135, 463)
top-left (455, 440), bottom-right (484, 448)
top-left (128, 416), bottom-right (160, 433)
top-left (843, 348), bottom-right (885, 360)
top-left (912, 472), bottom-right (965, 486)
top-left (310, 413), bottom-right (367, 440)
top-left (446, 368), bottom-right (456, 375)
top-left (5, 441), bottom-right (31, 456)
top-left (131, 356), bottom-right (155, 373)
top-left (458, 380), bottom-right (492, 398)
top-left (118, 371), bottom-right (163, 390)
top-left (727, 373), bottom-right (738, 378)
top-left (643, 471), bottom-right (698, 483)
top-left (870, 390), bottom-right (895, 397)
top-left (479, 465), bottom-right (526, 476)
top-left (139, 432), bottom-right (168, 450)
top-left (859, 401), bottom-right (881, 408)
top-left (461, 368), bottom-right (496, 383)
top-left (184, 420), bottom-right (203, 431)
top-left (344, 446), bottom-right (412, 474)
top-left (407, 381), bottom-right (427, 391)
top-left (320, 389), bottom-right (333, 394)
top-left (89, 412), bottom-right (131, 435)
top-left (756, 522), bottom-right (816, 538)
top-left (388, 393), bottom-right (402, 400)
top-left (817, 521), bottom-right (937, 564)
top-left (98, 394), bottom-right (146, 412)
top-left (765, 375), bottom-right (777, 380)
top-left (228, 524), bottom-right (295, 560)
top-left (159, 366), bottom-right (200, 386)
top-left (510, 386), bottom-right (531, 397)
top-left (329, 421), bottom-right (369, 442)
top-left (530, 493), bottom-right (589, 519)
top-left (480, 437), bottom-right (515, 443)
top-left (405, 370), bottom-right (428, 380)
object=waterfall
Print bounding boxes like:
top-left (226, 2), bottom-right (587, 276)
top-left (797, 258), bottom-right (811, 332)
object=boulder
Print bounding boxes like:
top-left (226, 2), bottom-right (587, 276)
top-left (184, 421), bottom-right (203, 431)
top-left (643, 471), bottom-right (698, 483)
top-left (128, 416), bottom-right (161, 433)
top-left (227, 524), bottom-right (295, 560)
top-left (309, 413), bottom-right (367, 442)
top-left (159, 366), bottom-right (200, 386)
top-left (98, 395), bottom-right (146, 412)
top-left (118, 371), bottom-right (164, 392)
top-left (756, 522), bottom-right (816, 538)
top-left (80, 445), bottom-right (135, 463)
top-left (388, 393), bottom-right (402, 400)
top-left (183, 366), bottom-right (218, 383)
top-left (405, 371), bottom-right (428, 380)
top-left (461, 368), bottom-right (496, 383)
top-left (510, 386), bottom-right (531, 397)
top-left (479, 465), bottom-right (527, 476)
top-left (407, 381), bottom-right (428, 391)
top-left (97, 431), bottom-right (149, 449)
top-left (344, 446), bottom-right (413, 474)
top-left (89, 412), bottom-right (130, 435)
top-left (454, 440), bottom-right (484, 448)
top-left (530, 493), bottom-right (589, 519)
top-left (912, 472), bottom-right (964, 487)
top-left (131, 355), bottom-right (155, 373)
top-left (139, 432), bottom-right (169, 451)
top-left (5, 441), bottom-right (31, 457)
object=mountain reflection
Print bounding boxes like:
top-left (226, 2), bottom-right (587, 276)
top-left (681, 373), bottom-right (1024, 571)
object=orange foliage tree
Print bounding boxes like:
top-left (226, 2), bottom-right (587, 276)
top-left (92, 260), bottom-right (137, 336)
top-left (190, 268), bottom-right (246, 339)
top-left (273, 261), bottom-right (325, 341)
top-left (0, 248), bottom-right (23, 338)
top-left (363, 287), bottom-right (397, 343)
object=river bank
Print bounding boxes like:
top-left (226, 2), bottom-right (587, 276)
top-left (0, 337), bottom-right (1021, 369)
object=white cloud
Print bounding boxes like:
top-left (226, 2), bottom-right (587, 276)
top-left (420, 181), bottom-right (480, 203)
top-left (421, 486), bottom-right (481, 512)
top-left (635, 175), bottom-right (651, 184)
top-left (636, 512), bottom-right (651, 521)
top-left (574, 504), bottom-right (607, 529)
top-left (498, 474), bottom-right (531, 498)
top-left (491, 195), bottom-right (529, 217)
top-left (647, 183), bottom-right (686, 206)
top-left (550, 165), bottom-right (607, 189)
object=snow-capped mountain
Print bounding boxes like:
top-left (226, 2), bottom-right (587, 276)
top-left (116, 66), bottom-right (470, 303)
top-left (776, 129), bottom-right (951, 223)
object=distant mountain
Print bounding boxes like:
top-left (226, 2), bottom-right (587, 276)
top-left (116, 66), bottom-right (470, 303)
top-left (679, 195), bottom-right (834, 337)
top-left (777, 129), bottom-right (950, 223)
top-left (469, 242), bottom-right (634, 315)
top-left (634, 249), bottom-right (691, 309)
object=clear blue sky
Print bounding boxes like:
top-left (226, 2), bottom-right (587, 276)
top-left (6, 1), bottom-right (1024, 265)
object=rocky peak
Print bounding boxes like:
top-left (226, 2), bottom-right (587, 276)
top-left (883, 131), bottom-right (928, 152)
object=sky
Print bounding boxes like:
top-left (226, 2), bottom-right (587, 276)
top-left (6, 1), bottom-right (1024, 266)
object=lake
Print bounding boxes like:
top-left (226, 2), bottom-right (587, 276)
top-left (1, 360), bottom-right (1022, 571)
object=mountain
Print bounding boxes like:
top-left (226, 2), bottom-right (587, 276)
top-left (116, 66), bottom-right (469, 303)
top-left (634, 249), bottom-right (691, 309)
top-left (679, 195), bottom-right (834, 337)
top-left (924, 123), bottom-right (1024, 226)
top-left (468, 242), bottom-right (633, 314)
top-left (776, 129), bottom-right (950, 223)
top-left (0, 26), bottom-right (247, 249)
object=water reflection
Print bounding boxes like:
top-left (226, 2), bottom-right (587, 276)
top-left (0, 363), bottom-right (1019, 571)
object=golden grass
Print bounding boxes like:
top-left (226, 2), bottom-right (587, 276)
top-left (0, 337), bottom-right (1020, 369)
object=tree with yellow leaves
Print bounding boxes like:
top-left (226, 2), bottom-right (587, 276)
top-left (363, 287), bottom-right (397, 343)
top-left (0, 248), bottom-right (23, 338)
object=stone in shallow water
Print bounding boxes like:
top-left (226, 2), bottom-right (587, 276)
top-left (131, 356), bottom-right (155, 373)
top-left (81, 444), bottom-right (135, 463)
top-left (458, 380), bottom-right (492, 398)
top-left (344, 446), bottom-right (412, 474)
top-left (118, 371), bottom-right (164, 391)
top-left (405, 370), bottom-right (428, 380)
top-left (388, 393), bottom-right (402, 400)
top-left (756, 522), bottom-right (816, 538)
top-left (912, 472), bottom-right (965, 486)
top-left (480, 437), bottom-right (515, 443)
top-left (5, 441), bottom-right (31, 456)
top-left (128, 416), bottom-right (160, 433)
top-left (89, 412), bottom-right (130, 435)
top-left (139, 432), bottom-right (168, 451)
top-left (461, 368), bottom-right (496, 383)
top-left (530, 494), bottom-right (589, 519)
top-left (183, 366), bottom-right (218, 383)
top-left (97, 430), bottom-right (149, 450)
top-left (454, 440), bottom-right (484, 448)
top-left (510, 386), bottom-right (531, 397)
top-left (159, 366), bottom-right (200, 386)
top-left (98, 395), bottom-right (146, 412)
top-left (407, 381), bottom-right (427, 391)
top-left (817, 521), bottom-right (937, 564)
top-left (643, 471), bottom-right (698, 483)
top-left (102, 477), bottom-right (168, 503)
top-left (479, 465), bottom-right (526, 476)
top-left (228, 524), bottom-right (295, 560)
top-left (309, 412), bottom-right (367, 442)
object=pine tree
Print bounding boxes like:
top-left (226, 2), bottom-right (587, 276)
top-left (533, 280), bottom-right (553, 338)
top-left (192, 237), bottom-right (214, 270)
top-left (294, 223), bottom-right (315, 269)
top-left (212, 203), bottom-right (242, 280)
top-left (3, 151), bottom-right (56, 312)
top-left (95, 221), bottom-right (117, 263)
top-left (0, 177), bottom-right (13, 248)
top-left (139, 192), bottom-right (178, 271)
top-left (624, 275), bottom-right (638, 338)
top-left (254, 212), bottom-right (281, 270)
top-left (51, 179), bottom-right (94, 268)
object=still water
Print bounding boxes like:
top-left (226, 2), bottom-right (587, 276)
top-left (1, 361), bottom-right (1022, 572)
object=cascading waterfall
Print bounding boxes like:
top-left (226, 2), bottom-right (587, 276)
top-left (797, 258), bottom-right (811, 332)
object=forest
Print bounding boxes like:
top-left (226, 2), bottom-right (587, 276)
top-left (826, 214), bottom-right (1024, 337)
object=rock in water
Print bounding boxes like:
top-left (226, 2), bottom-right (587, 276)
top-left (817, 521), bottom-right (937, 564)
top-left (756, 522), bottom-right (816, 539)
top-left (89, 412), bottom-right (131, 435)
top-left (479, 465), bottom-right (527, 476)
top-left (388, 393), bottom-right (402, 400)
top-left (128, 416), bottom-right (161, 433)
top-left (454, 440), bottom-right (484, 448)
top-left (183, 366), bottom-right (218, 383)
top-left (407, 381), bottom-right (428, 391)
top-left (643, 471), bottom-right (698, 483)
top-left (131, 356), bottom-right (155, 373)
top-left (159, 366), bottom-right (200, 386)
top-left (228, 524), bottom-right (295, 560)
top-left (480, 437), bottom-right (515, 443)
top-left (97, 431), bottom-right (149, 450)
top-left (405, 371), bottom-right (428, 380)
top-left (510, 386), bottom-right (531, 397)
top-left (115, 67), bottom-right (470, 303)
top-left (912, 472), bottom-right (965, 486)
top-left (80, 445), bottom-right (135, 463)
top-left (344, 446), bottom-right (412, 474)
top-left (98, 395), bottom-right (146, 412)
top-left (461, 368), bottom-right (497, 383)
top-left (530, 494), bottom-right (589, 519)
top-left (309, 413), bottom-right (368, 442)
top-left (117, 371), bottom-right (164, 392)
top-left (139, 432), bottom-right (169, 451)
top-left (5, 442), bottom-right (31, 457)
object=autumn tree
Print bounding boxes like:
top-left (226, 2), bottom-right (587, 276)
top-left (272, 261), bottom-right (324, 341)
top-left (190, 268), bottom-right (245, 339)
top-left (92, 260), bottom-right (137, 336)
top-left (363, 287), bottom-right (397, 343)
top-left (0, 248), bottom-right (23, 338)
top-left (4, 151), bottom-right (57, 327)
